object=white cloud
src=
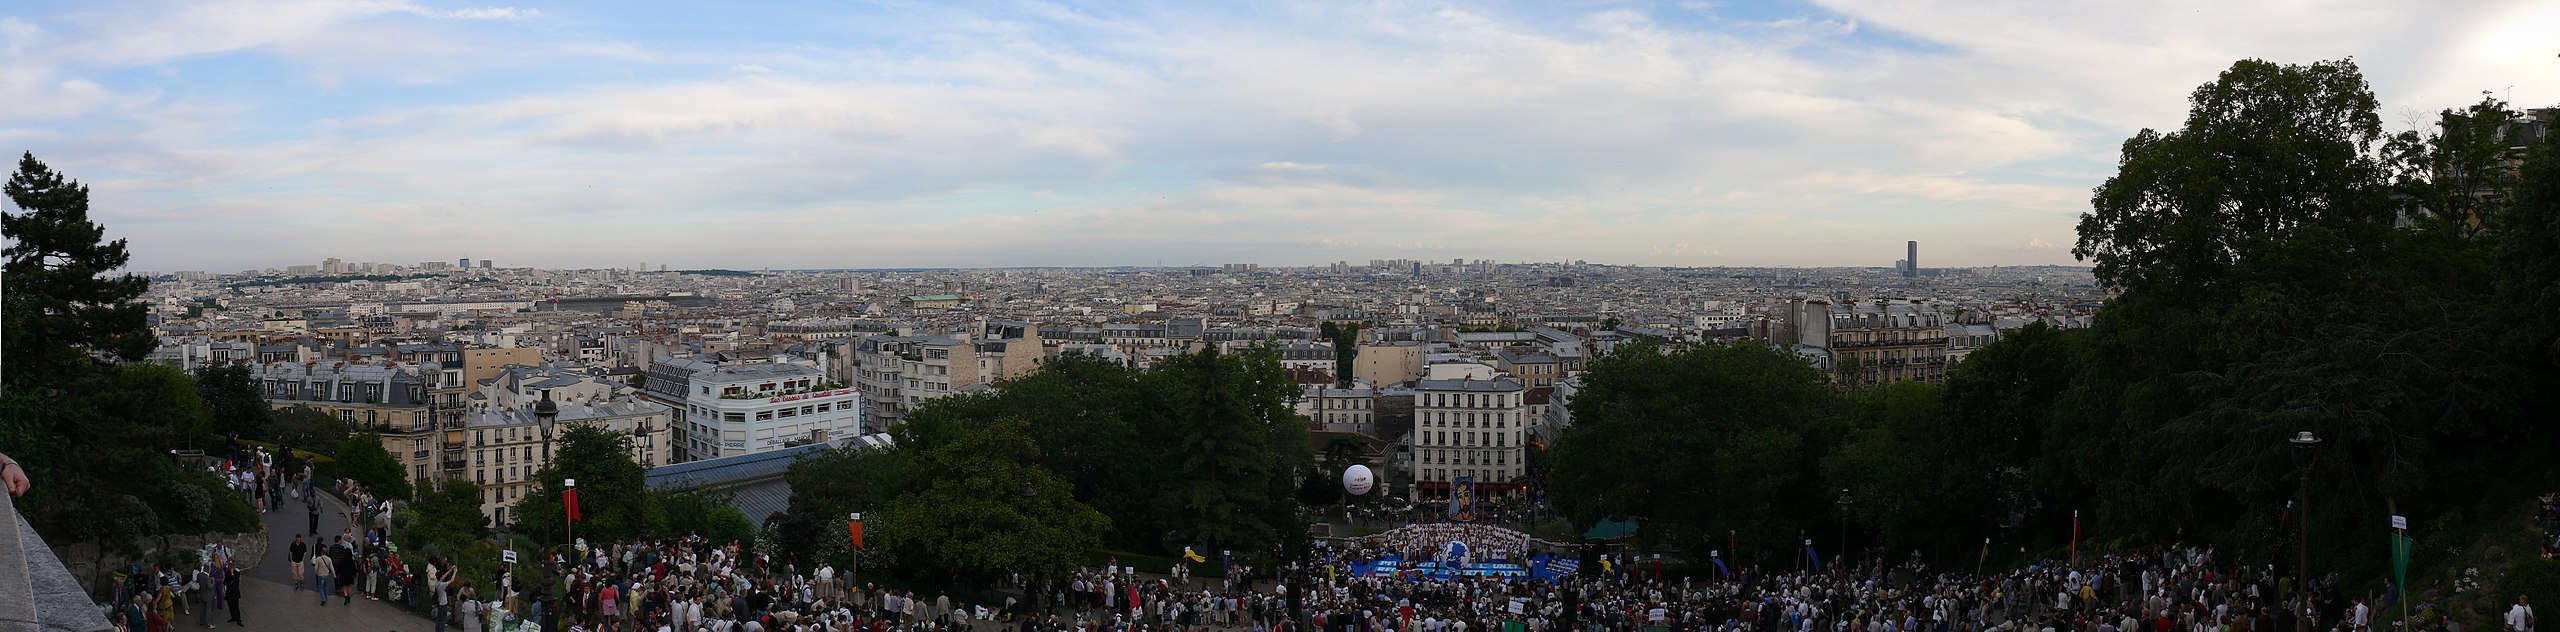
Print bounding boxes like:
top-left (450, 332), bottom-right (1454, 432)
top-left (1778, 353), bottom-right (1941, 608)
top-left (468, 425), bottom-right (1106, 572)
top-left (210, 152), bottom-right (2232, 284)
top-left (7, 1), bottom-right (2553, 271)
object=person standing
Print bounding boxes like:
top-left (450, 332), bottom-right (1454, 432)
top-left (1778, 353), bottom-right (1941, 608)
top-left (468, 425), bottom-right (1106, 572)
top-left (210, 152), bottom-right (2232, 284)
top-left (190, 563), bottom-right (212, 629)
top-left (334, 541), bottom-right (357, 605)
top-left (2510, 596), bottom-right (2535, 632)
top-left (312, 548), bottom-right (334, 607)
top-left (306, 493), bottom-right (322, 537)
top-left (222, 564), bottom-right (242, 627)
top-left (288, 535), bottom-right (308, 592)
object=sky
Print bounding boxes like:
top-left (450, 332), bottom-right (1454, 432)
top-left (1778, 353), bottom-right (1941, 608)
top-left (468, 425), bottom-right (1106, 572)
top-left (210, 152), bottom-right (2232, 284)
top-left (3, 1), bottom-right (2555, 272)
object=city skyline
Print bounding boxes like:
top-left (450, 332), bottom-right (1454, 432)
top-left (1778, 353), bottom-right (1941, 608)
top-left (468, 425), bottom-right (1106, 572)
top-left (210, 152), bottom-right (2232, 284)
top-left (6, 0), bottom-right (2555, 272)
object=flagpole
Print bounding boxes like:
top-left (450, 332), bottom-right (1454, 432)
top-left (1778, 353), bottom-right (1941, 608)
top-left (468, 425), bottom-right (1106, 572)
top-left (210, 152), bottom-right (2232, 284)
top-left (565, 478), bottom-right (577, 559)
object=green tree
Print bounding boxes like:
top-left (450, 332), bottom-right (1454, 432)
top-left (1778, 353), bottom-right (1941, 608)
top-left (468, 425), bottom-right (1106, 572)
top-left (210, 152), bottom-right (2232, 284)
top-left (271, 405), bottom-right (350, 455)
top-left (2387, 95), bottom-right (2525, 242)
top-left (512, 423), bottom-right (652, 544)
top-left (1821, 381), bottom-right (1948, 554)
top-left (656, 490), bottom-right (757, 547)
top-left (1141, 345), bottom-right (1312, 555)
top-left (2497, 125), bottom-right (2560, 367)
top-left (1319, 321), bottom-right (1361, 385)
top-left (3, 152), bottom-right (154, 373)
top-left (401, 479), bottom-right (488, 556)
top-left (1547, 341), bottom-right (1843, 553)
top-left (2075, 58), bottom-right (2390, 297)
top-left (193, 365), bottom-right (271, 441)
top-left (897, 348), bottom-right (1309, 555)
top-left (771, 443), bottom-right (909, 565)
top-left (328, 432), bottom-right (412, 500)
top-left (875, 416), bottom-right (1108, 583)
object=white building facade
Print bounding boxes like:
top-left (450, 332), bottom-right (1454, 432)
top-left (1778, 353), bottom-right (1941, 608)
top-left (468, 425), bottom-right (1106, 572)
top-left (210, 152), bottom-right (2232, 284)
top-left (1410, 377), bottom-right (1527, 502)
top-left (681, 364), bottom-right (863, 460)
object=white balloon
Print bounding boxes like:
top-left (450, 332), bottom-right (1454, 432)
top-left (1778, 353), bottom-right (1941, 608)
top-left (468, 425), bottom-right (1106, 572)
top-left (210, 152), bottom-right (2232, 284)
top-left (1343, 464), bottom-right (1376, 496)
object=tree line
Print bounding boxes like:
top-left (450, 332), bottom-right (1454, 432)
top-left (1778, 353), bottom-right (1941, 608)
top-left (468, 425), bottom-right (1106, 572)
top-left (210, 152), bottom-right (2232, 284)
top-left (767, 346), bottom-right (1315, 587)
top-left (1549, 60), bottom-right (2560, 608)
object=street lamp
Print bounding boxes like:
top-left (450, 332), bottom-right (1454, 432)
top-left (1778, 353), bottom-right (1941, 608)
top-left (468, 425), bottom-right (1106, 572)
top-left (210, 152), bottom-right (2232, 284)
top-left (535, 391), bottom-right (559, 547)
top-left (2291, 430), bottom-right (2321, 619)
top-left (1837, 489), bottom-right (1853, 571)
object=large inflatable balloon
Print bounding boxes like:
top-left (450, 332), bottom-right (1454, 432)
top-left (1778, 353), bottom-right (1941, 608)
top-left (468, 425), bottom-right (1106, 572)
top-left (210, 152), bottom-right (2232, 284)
top-left (1343, 464), bottom-right (1376, 496)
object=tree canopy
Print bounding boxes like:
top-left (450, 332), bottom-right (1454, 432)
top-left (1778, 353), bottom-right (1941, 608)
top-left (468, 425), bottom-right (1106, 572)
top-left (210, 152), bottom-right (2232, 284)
top-left (874, 416), bottom-right (1108, 583)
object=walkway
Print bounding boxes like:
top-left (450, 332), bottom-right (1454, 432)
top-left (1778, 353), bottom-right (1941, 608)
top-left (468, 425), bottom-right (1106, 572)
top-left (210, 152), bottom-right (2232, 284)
top-left (227, 485), bottom-right (437, 632)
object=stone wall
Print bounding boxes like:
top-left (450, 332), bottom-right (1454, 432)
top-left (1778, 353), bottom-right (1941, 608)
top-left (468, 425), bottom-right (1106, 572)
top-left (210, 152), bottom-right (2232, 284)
top-left (46, 526), bottom-right (268, 599)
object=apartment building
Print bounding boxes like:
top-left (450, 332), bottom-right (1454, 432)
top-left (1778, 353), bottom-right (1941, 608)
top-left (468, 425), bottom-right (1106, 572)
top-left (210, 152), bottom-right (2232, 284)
top-left (1299, 382), bottom-right (1376, 434)
top-left (852, 335), bottom-right (979, 433)
top-left (1786, 299), bottom-right (1952, 385)
top-left (681, 363), bottom-right (861, 459)
top-left (247, 361), bottom-right (454, 487)
top-left (1409, 377), bottom-right (1527, 502)
top-left (464, 365), bottom-right (672, 521)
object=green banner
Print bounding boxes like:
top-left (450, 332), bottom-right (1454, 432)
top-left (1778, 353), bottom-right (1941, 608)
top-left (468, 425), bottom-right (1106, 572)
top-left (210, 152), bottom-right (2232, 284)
top-left (2391, 533), bottom-right (2411, 593)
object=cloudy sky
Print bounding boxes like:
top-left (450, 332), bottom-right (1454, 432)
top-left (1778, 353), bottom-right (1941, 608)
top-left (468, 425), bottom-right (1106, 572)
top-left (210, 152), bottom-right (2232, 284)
top-left (4, 1), bottom-right (2554, 272)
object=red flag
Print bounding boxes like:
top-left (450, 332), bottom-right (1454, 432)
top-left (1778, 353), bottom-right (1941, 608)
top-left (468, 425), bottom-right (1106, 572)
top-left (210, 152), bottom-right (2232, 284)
top-left (2070, 510), bottom-right (2080, 561)
top-left (565, 489), bottom-right (582, 523)
top-left (848, 520), bottom-right (865, 549)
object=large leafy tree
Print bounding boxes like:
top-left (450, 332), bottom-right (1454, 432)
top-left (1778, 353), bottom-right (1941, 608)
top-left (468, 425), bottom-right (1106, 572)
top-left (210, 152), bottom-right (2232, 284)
top-left (875, 416), bottom-right (1107, 583)
top-left (897, 348), bottom-right (1310, 555)
top-left (271, 405), bottom-right (351, 455)
top-left (512, 423), bottom-right (653, 544)
top-left (193, 365), bottom-right (272, 441)
top-left (2075, 58), bottom-right (2391, 297)
top-left (328, 432), bottom-right (413, 501)
top-left (401, 479), bottom-right (488, 556)
top-left (1547, 341), bottom-right (1842, 555)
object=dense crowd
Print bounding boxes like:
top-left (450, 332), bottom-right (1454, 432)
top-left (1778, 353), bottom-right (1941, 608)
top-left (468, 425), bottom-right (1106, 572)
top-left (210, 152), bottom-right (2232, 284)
top-left (117, 445), bottom-right (2546, 632)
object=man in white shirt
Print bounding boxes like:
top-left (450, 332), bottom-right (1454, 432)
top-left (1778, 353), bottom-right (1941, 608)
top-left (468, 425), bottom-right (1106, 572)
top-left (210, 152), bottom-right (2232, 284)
top-left (2510, 596), bottom-right (2535, 632)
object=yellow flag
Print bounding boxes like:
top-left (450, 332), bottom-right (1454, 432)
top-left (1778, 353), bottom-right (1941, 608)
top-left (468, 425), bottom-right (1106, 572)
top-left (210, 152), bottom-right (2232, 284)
top-left (1183, 547), bottom-right (1206, 563)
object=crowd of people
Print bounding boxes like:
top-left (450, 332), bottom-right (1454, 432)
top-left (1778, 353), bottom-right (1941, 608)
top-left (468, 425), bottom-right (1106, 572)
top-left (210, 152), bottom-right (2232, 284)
top-left (76, 444), bottom-right (2547, 632)
top-left (1370, 524), bottom-right (1548, 566)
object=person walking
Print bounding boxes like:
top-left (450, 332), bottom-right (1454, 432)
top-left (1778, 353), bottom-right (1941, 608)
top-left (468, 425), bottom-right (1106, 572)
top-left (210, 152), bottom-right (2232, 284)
top-left (2510, 596), bottom-right (2535, 632)
top-left (311, 548), bottom-right (334, 607)
top-left (306, 492), bottom-right (321, 536)
top-left (222, 564), bottom-right (242, 627)
top-left (288, 535), bottom-right (308, 592)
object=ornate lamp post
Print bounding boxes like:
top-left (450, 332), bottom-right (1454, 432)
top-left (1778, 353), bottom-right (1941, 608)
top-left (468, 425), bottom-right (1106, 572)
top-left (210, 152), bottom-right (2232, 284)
top-left (2291, 430), bottom-right (2321, 624)
top-left (1836, 489), bottom-right (1853, 571)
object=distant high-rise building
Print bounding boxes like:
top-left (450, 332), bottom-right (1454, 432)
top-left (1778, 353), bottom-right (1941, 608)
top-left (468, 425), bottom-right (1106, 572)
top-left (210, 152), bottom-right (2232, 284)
top-left (459, 257), bottom-right (471, 269)
top-left (479, 259), bottom-right (493, 269)
top-left (1904, 241), bottom-right (1919, 278)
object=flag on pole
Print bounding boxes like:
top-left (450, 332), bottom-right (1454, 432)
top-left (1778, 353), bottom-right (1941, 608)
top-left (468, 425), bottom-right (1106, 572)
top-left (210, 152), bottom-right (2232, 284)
top-left (848, 520), bottom-right (865, 549)
top-left (1980, 538), bottom-right (1990, 566)
top-left (1806, 543), bottom-right (1823, 572)
top-left (1712, 558), bottom-right (1732, 579)
top-left (2391, 533), bottom-right (2411, 593)
top-left (1184, 547), bottom-right (1207, 563)
top-left (2070, 510), bottom-right (2080, 562)
top-left (564, 489), bottom-right (582, 522)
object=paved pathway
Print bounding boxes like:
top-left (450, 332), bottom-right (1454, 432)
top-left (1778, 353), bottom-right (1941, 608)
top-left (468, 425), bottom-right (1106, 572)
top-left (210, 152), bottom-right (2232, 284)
top-left (224, 485), bottom-right (439, 632)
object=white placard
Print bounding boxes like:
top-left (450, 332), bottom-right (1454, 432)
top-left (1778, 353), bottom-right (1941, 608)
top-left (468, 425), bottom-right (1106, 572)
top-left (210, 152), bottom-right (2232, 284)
top-left (2390, 515), bottom-right (2407, 530)
top-left (502, 550), bottom-right (518, 563)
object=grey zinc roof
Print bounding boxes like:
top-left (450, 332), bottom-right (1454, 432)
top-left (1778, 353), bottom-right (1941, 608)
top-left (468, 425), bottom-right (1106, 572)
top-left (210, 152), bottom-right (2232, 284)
top-left (1414, 378), bottom-right (1523, 392)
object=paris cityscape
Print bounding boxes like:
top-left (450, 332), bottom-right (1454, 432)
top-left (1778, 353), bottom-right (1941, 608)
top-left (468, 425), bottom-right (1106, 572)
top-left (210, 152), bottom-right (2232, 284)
top-left (4, 3), bottom-right (2559, 632)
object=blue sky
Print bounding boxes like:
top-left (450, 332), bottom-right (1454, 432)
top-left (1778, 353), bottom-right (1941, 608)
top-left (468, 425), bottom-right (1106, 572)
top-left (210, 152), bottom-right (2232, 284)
top-left (5, 0), bottom-right (2555, 272)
